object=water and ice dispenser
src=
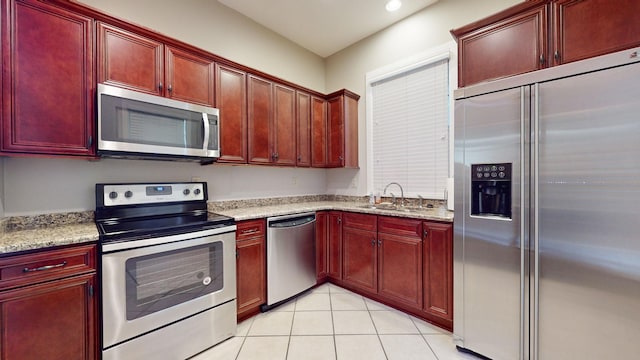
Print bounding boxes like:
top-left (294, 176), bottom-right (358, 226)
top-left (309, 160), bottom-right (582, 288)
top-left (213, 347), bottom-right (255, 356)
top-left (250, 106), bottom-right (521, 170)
top-left (470, 163), bottom-right (512, 219)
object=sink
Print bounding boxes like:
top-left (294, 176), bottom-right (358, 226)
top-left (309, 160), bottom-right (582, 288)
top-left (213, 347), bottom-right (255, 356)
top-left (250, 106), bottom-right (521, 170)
top-left (358, 204), bottom-right (418, 212)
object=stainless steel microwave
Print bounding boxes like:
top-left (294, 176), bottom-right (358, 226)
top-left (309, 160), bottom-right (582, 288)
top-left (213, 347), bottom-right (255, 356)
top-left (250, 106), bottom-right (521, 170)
top-left (97, 83), bottom-right (220, 163)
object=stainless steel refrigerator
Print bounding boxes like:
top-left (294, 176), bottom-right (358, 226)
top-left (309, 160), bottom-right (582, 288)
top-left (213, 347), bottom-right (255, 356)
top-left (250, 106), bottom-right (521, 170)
top-left (453, 47), bottom-right (640, 360)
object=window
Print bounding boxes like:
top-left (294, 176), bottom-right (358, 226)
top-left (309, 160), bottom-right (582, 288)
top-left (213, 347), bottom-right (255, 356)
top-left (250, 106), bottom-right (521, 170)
top-left (366, 44), bottom-right (454, 199)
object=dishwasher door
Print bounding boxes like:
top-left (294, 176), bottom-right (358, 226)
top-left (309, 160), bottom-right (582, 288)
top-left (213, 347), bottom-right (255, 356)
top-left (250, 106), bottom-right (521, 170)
top-left (265, 212), bottom-right (317, 307)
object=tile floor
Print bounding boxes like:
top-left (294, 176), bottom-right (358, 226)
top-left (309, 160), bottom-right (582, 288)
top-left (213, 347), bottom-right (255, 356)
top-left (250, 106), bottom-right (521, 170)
top-left (191, 283), bottom-right (479, 360)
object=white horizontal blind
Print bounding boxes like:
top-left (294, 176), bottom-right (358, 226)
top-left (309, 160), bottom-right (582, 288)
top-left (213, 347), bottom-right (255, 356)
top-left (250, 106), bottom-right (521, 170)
top-left (371, 58), bottom-right (449, 199)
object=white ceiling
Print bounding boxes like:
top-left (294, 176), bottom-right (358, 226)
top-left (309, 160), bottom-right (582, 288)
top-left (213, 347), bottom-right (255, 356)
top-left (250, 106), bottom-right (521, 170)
top-left (217, 0), bottom-right (439, 58)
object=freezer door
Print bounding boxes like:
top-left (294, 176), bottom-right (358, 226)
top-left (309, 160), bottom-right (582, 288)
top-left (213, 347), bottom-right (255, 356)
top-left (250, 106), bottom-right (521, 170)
top-left (454, 86), bottom-right (527, 360)
top-left (536, 61), bottom-right (640, 359)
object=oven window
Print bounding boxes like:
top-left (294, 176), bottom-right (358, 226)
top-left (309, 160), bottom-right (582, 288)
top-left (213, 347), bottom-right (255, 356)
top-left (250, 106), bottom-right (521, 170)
top-left (125, 242), bottom-right (223, 320)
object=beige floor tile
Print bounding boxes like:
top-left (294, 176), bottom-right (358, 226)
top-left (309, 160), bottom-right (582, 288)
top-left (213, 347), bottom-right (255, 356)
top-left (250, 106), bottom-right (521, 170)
top-left (423, 334), bottom-right (479, 360)
top-left (335, 335), bottom-right (386, 360)
top-left (287, 336), bottom-right (336, 360)
top-left (370, 310), bottom-right (420, 334)
top-left (236, 317), bottom-right (254, 337)
top-left (291, 311), bottom-right (334, 335)
top-left (295, 292), bottom-right (331, 311)
top-left (271, 299), bottom-right (296, 312)
top-left (364, 297), bottom-right (395, 311)
top-left (411, 316), bottom-right (448, 335)
top-left (236, 336), bottom-right (289, 360)
top-left (333, 310), bottom-right (376, 334)
top-left (330, 292), bottom-right (367, 310)
top-left (380, 334), bottom-right (438, 360)
top-left (310, 283), bottom-right (331, 294)
top-left (248, 311), bottom-right (294, 336)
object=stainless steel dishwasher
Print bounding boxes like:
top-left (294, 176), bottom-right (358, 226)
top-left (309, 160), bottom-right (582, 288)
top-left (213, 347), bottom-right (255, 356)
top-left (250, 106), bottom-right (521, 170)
top-left (263, 212), bottom-right (316, 310)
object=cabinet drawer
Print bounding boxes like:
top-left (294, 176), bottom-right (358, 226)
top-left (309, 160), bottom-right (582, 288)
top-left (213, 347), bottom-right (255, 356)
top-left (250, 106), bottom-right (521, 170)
top-left (378, 216), bottom-right (422, 239)
top-left (236, 219), bottom-right (266, 240)
top-left (342, 212), bottom-right (377, 231)
top-left (0, 244), bottom-right (96, 291)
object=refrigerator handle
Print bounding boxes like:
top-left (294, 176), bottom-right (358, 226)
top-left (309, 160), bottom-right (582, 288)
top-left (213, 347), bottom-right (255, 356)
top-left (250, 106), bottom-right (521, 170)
top-left (519, 86), bottom-right (526, 360)
top-left (533, 83), bottom-right (541, 360)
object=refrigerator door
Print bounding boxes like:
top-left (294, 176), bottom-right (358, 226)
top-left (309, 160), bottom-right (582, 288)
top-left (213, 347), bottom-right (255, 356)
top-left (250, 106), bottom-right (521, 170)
top-left (536, 61), bottom-right (640, 359)
top-left (454, 86), bottom-right (527, 360)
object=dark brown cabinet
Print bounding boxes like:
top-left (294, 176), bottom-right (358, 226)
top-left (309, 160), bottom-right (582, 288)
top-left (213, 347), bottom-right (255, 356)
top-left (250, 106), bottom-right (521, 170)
top-left (247, 76), bottom-right (297, 166)
top-left (327, 211), bottom-right (343, 280)
top-left (311, 96), bottom-right (328, 168)
top-left (0, 244), bottom-right (97, 360)
top-left (342, 212), bottom-right (377, 293)
top-left (296, 92), bottom-right (312, 167)
top-left (422, 221), bottom-right (453, 328)
top-left (378, 216), bottom-right (423, 309)
top-left (315, 211), bottom-right (329, 281)
top-left (236, 219), bottom-right (266, 321)
top-left (97, 23), bottom-right (214, 106)
top-left (216, 64), bottom-right (248, 163)
top-left (452, 0), bottom-right (640, 87)
top-left (1, 0), bottom-right (94, 156)
top-left (327, 91), bottom-right (359, 168)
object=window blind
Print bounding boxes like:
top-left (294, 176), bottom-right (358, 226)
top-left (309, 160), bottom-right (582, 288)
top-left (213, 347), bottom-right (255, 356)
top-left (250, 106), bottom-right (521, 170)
top-left (371, 58), bottom-right (449, 199)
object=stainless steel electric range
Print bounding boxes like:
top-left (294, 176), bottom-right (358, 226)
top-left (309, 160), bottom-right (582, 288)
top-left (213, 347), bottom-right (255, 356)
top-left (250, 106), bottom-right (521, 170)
top-left (95, 182), bottom-right (236, 360)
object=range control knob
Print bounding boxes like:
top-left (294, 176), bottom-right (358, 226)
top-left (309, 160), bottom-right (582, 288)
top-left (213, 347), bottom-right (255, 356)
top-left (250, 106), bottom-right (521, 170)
top-left (124, 191), bottom-right (133, 198)
top-left (194, 188), bottom-right (201, 195)
top-left (183, 189), bottom-right (191, 196)
top-left (109, 191), bottom-right (118, 199)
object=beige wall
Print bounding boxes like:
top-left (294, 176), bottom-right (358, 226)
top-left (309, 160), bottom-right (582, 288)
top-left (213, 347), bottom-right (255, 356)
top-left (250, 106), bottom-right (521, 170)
top-left (324, 0), bottom-right (521, 195)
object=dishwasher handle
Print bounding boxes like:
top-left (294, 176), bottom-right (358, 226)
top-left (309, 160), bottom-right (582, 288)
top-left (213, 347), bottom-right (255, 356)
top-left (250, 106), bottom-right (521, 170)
top-left (268, 214), bottom-right (316, 228)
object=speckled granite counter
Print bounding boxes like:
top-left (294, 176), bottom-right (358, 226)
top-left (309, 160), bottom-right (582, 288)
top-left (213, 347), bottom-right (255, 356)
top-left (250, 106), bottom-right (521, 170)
top-left (0, 212), bottom-right (99, 255)
top-left (213, 200), bottom-right (454, 223)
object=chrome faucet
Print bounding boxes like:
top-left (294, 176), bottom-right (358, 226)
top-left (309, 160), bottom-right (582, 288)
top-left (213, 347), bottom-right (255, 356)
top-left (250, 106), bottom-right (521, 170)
top-left (383, 182), bottom-right (404, 207)
top-left (418, 195), bottom-right (424, 208)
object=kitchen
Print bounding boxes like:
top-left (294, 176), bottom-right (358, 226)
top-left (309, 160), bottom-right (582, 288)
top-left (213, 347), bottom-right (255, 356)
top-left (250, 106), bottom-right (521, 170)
top-left (1, 0), bottom-right (639, 359)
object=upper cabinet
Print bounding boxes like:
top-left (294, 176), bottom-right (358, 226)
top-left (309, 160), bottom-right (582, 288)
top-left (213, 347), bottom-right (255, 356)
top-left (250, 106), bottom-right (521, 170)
top-left (216, 64), bottom-right (248, 164)
top-left (311, 96), bottom-right (328, 168)
top-left (97, 22), bottom-right (214, 107)
top-left (327, 90), bottom-right (359, 168)
top-left (1, 0), bottom-right (95, 156)
top-left (452, 0), bottom-right (640, 87)
top-left (295, 91), bottom-right (312, 167)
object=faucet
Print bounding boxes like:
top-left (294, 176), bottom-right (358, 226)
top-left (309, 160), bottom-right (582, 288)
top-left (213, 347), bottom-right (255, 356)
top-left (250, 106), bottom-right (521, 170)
top-left (418, 195), bottom-right (424, 208)
top-left (383, 182), bottom-right (404, 207)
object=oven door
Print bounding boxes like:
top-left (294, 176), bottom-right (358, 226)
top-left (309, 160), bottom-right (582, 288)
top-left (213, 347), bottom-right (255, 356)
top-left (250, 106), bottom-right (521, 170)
top-left (101, 228), bottom-right (236, 349)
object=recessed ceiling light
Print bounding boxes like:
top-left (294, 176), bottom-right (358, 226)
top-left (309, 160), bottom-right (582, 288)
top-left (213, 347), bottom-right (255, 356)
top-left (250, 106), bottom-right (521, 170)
top-left (385, 0), bottom-right (402, 12)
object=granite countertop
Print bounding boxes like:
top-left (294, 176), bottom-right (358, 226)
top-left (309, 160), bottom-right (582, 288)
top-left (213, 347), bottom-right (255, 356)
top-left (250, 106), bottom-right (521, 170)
top-left (0, 198), bottom-right (453, 255)
top-left (0, 212), bottom-right (99, 255)
top-left (215, 201), bottom-right (454, 223)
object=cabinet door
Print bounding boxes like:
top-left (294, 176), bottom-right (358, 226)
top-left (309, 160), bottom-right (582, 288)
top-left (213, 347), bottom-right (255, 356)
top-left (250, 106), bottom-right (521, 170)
top-left (215, 64), bottom-right (247, 163)
top-left (247, 75), bottom-right (272, 165)
top-left (97, 22), bottom-right (163, 96)
top-left (342, 226), bottom-right (377, 294)
top-left (2, 0), bottom-right (94, 156)
top-left (315, 211), bottom-right (329, 281)
top-left (272, 84), bottom-right (297, 166)
top-left (552, 0), bottom-right (640, 66)
top-left (165, 46), bottom-right (214, 106)
top-left (327, 211), bottom-right (343, 280)
top-left (0, 273), bottom-right (97, 360)
top-left (423, 221), bottom-right (453, 323)
top-left (311, 96), bottom-right (328, 168)
top-left (378, 232), bottom-right (423, 309)
top-left (455, 4), bottom-right (547, 87)
top-left (236, 236), bottom-right (266, 320)
top-left (327, 96), bottom-right (345, 168)
top-left (296, 92), bottom-right (311, 167)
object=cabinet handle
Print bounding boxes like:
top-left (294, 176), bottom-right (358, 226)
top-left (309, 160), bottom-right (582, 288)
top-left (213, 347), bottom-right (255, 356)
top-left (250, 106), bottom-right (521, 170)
top-left (23, 261), bottom-right (67, 273)
top-left (168, 84), bottom-right (173, 93)
top-left (424, 230), bottom-right (429, 238)
top-left (272, 152), bottom-right (279, 161)
top-left (371, 239), bottom-right (376, 246)
top-left (241, 228), bottom-right (258, 235)
top-left (159, 82), bottom-right (163, 91)
top-left (378, 239), bottom-right (382, 247)
top-left (87, 136), bottom-right (93, 147)
top-left (297, 155), bottom-right (302, 162)
top-left (337, 217), bottom-right (342, 224)
top-left (539, 54), bottom-right (545, 65)
top-left (339, 155), bottom-right (344, 161)
top-left (554, 51), bottom-right (560, 62)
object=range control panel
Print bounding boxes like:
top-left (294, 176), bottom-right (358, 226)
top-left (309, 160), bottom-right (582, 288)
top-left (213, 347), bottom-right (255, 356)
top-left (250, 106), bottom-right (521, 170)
top-left (98, 182), bottom-right (206, 207)
top-left (472, 163), bottom-right (511, 181)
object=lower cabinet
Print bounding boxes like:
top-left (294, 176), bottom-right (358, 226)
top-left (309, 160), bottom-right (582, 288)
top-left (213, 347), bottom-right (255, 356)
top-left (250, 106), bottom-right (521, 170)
top-left (422, 221), bottom-right (454, 328)
top-left (236, 218), bottom-right (266, 321)
top-left (0, 244), bottom-right (97, 360)
top-left (322, 211), bottom-right (453, 331)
